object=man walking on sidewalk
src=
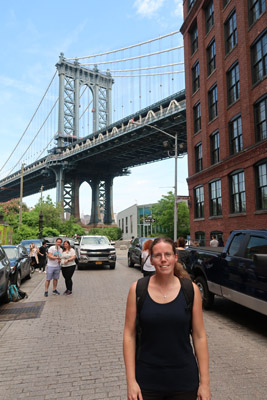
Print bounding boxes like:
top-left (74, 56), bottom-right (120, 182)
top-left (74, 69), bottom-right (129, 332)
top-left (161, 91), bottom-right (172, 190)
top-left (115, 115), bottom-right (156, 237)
top-left (44, 238), bottom-right (62, 297)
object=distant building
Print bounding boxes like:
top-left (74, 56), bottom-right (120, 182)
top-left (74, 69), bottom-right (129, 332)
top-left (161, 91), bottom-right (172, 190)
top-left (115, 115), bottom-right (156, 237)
top-left (181, 0), bottom-right (267, 245)
top-left (117, 196), bottom-right (190, 240)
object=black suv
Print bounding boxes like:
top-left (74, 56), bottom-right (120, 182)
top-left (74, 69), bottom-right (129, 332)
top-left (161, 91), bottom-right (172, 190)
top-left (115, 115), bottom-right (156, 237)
top-left (0, 245), bottom-right (11, 303)
top-left (128, 237), bottom-right (154, 268)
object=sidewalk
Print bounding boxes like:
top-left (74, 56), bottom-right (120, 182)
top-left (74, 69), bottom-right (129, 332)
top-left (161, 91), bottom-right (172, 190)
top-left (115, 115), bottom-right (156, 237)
top-left (0, 251), bottom-right (133, 400)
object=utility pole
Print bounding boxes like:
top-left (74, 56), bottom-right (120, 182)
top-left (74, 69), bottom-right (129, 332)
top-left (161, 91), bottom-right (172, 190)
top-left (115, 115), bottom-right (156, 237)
top-left (39, 185), bottom-right (44, 239)
top-left (19, 163), bottom-right (25, 225)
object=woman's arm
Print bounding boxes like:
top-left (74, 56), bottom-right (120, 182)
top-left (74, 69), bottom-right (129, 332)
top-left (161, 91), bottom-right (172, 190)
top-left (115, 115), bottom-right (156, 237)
top-left (191, 283), bottom-right (211, 400)
top-left (123, 282), bottom-right (143, 400)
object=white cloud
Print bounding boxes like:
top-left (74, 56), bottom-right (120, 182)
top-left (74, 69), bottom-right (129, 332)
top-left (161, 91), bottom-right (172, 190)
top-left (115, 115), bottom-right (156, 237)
top-left (134, 0), bottom-right (166, 18)
top-left (174, 0), bottom-right (183, 18)
top-left (0, 75), bottom-right (39, 96)
top-left (136, 179), bottom-right (149, 185)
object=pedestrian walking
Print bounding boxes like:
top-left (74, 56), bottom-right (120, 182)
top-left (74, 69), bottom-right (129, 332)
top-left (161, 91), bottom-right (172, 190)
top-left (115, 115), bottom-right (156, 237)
top-left (38, 240), bottom-right (47, 273)
top-left (44, 237), bottom-right (62, 297)
top-left (210, 236), bottom-right (218, 247)
top-left (29, 243), bottom-right (39, 271)
top-left (176, 237), bottom-right (190, 269)
top-left (123, 237), bottom-right (211, 400)
top-left (61, 240), bottom-right (76, 295)
top-left (141, 239), bottom-right (155, 277)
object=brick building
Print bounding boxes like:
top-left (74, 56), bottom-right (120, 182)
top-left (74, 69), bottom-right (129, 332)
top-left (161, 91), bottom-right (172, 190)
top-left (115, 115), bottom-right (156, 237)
top-left (180, 0), bottom-right (267, 245)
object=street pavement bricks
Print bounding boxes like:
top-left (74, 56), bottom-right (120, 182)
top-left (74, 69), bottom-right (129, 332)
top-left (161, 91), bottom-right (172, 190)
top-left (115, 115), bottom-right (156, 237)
top-left (0, 249), bottom-right (266, 399)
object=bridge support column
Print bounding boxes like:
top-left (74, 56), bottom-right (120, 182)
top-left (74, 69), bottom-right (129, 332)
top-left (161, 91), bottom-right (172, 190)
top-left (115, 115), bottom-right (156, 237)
top-left (104, 176), bottom-right (114, 225)
top-left (89, 176), bottom-right (115, 226)
top-left (63, 177), bottom-right (80, 220)
top-left (89, 179), bottom-right (101, 225)
top-left (54, 167), bottom-right (64, 215)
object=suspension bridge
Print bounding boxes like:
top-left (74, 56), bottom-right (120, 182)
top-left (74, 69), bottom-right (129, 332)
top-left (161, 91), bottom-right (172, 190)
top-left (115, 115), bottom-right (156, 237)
top-left (0, 31), bottom-right (186, 226)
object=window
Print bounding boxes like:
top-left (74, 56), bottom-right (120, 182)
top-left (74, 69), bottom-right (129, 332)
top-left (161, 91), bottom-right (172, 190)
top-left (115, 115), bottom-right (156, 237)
top-left (205, 1), bottom-right (214, 34)
top-left (208, 84), bottom-right (218, 120)
top-left (188, 0), bottom-right (198, 12)
top-left (227, 62), bottom-right (240, 105)
top-left (194, 185), bottom-right (204, 218)
top-left (228, 233), bottom-right (246, 256)
top-left (254, 96), bottom-right (267, 141)
top-left (122, 218), bottom-right (124, 233)
top-left (225, 10), bottom-right (237, 54)
top-left (191, 24), bottom-right (198, 55)
top-left (223, 0), bottom-right (230, 8)
top-left (248, 0), bottom-right (266, 26)
top-left (207, 38), bottom-right (216, 76)
top-left (130, 215), bottom-right (133, 233)
top-left (210, 179), bottom-right (222, 216)
top-left (195, 142), bottom-right (203, 172)
top-left (251, 31), bottom-right (267, 85)
top-left (229, 115), bottom-right (243, 154)
top-left (192, 61), bottom-right (200, 93)
top-left (245, 235), bottom-right (267, 259)
top-left (210, 130), bottom-right (220, 164)
top-left (256, 161), bottom-right (267, 210)
top-left (230, 171), bottom-right (246, 213)
top-left (195, 231), bottom-right (205, 246)
top-left (193, 102), bottom-right (201, 133)
top-left (125, 216), bottom-right (128, 234)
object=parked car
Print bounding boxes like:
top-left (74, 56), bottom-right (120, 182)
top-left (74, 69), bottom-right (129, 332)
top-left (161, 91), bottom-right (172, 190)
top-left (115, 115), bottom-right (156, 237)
top-left (185, 229), bottom-right (267, 315)
top-left (77, 235), bottom-right (116, 269)
top-left (0, 245), bottom-right (11, 303)
top-left (3, 245), bottom-right (32, 288)
top-left (20, 239), bottom-right (43, 254)
top-left (128, 237), bottom-right (155, 268)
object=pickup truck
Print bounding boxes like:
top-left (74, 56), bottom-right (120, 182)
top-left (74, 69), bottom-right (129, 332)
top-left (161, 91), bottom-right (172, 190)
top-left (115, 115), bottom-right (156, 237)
top-left (77, 235), bottom-right (116, 270)
top-left (185, 230), bottom-right (267, 316)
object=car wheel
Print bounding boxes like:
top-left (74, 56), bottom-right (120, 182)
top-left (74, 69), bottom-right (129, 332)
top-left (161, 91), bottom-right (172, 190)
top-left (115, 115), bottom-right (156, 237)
top-left (195, 276), bottom-right (214, 309)
top-left (128, 254), bottom-right (134, 268)
top-left (16, 270), bottom-right (22, 289)
top-left (27, 265), bottom-right (32, 279)
top-left (110, 263), bottom-right (116, 270)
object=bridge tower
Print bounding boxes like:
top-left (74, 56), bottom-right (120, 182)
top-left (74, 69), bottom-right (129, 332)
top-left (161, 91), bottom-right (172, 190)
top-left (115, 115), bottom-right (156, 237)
top-left (53, 53), bottom-right (115, 225)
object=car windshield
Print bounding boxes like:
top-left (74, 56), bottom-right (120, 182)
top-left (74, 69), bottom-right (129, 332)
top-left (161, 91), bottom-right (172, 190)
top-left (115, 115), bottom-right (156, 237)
top-left (21, 240), bottom-right (42, 249)
top-left (4, 247), bottom-right (17, 259)
top-left (81, 236), bottom-right (109, 245)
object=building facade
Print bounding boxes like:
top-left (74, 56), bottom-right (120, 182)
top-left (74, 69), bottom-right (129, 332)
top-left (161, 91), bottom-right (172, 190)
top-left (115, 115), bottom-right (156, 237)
top-left (117, 204), bottom-right (154, 240)
top-left (181, 0), bottom-right (267, 245)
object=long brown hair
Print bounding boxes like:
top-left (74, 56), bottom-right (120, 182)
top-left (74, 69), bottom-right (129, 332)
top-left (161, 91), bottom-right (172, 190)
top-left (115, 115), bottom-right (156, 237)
top-left (150, 237), bottom-right (190, 279)
top-left (62, 240), bottom-right (71, 252)
top-left (143, 239), bottom-right (153, 253)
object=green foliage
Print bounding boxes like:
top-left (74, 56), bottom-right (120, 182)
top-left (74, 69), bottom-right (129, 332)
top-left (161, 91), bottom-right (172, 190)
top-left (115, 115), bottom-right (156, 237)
top-left (42, 227), bottom-right (60, 237)
top-left (151, 192), bottom-right (190, 239)
top-left (12, 224), bottom-right (38, 244)
top-left (88, 227), bottom-right (122, 241)
top-left (59, 217), bottom-right (85, 237)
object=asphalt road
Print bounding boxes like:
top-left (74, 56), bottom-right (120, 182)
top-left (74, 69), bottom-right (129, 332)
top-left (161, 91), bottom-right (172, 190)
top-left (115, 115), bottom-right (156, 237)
top-left (0, 249), bottom-right (266, 399)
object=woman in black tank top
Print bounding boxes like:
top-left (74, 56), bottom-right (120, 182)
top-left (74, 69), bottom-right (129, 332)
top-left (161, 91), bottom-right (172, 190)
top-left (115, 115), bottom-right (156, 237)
top-left (123, 237), bottom-right (211, 400)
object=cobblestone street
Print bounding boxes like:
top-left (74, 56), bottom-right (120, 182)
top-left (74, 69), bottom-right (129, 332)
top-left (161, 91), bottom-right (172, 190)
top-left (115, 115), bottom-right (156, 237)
top-left (0, 249), bottom-right (266, 399)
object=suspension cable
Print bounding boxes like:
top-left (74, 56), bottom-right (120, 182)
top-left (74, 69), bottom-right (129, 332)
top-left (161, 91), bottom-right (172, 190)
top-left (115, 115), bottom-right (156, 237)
top-left (0, 71), bottom-right (57, 173)
top-left (111, 70), bottom-right (184, 77)
top-left (106, 61), bottom-right (184, 73)
top-left (66, 30), bottom-right (181, 61)
top-left (80, 45), bottom-right (183, 66)
top-left (8, 98), bottom-right (58, 175)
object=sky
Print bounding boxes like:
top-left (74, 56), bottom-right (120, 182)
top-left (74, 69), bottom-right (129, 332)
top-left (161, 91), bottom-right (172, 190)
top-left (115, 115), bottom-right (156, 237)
top-left (0, 0), bottom-right (188, 216)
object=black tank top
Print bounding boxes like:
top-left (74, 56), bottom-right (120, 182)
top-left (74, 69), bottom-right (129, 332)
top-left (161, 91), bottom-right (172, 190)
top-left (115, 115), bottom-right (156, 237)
top-left (136, 289), bottom-right (199, 392)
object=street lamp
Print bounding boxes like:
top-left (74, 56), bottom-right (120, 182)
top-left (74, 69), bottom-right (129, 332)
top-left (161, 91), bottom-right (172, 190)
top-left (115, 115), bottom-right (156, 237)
top-left (19, 163), bottom-right (25, 225)
top-left (130, 119), bottom-right (185, 241)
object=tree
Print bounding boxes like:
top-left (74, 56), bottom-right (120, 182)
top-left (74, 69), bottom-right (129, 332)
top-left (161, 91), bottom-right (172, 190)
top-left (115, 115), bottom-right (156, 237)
top-left (151, 192), bottom-right (190, 239)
